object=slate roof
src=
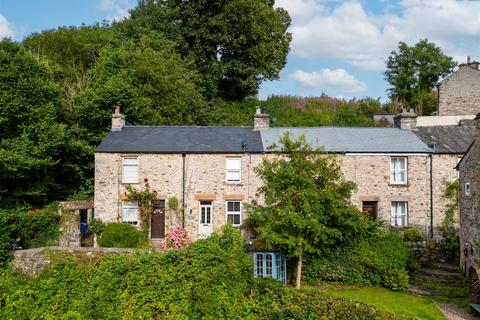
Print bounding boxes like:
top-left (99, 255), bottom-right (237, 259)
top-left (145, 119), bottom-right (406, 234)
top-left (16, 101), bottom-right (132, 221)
top-left (96, 126), bottom-right (264, 153)
top-left (260, 127), bottom-right (432, 153)
top-left (413, 126), bottom-right (476, 154)
top-left (97, 126), bottom-right (434, 154)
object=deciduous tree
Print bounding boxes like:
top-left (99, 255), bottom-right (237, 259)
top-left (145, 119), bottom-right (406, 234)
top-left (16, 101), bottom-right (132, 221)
top-left (246, 133), bottom-right (374, 289)
top-left (124, 0), bottom-right (291, 100)
top-left (384, 39), bottom-right (456, 115)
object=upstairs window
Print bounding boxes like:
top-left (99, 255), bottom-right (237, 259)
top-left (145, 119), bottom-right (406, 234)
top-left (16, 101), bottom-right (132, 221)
top-left (390, 157), bottom-right (407, 185)
top-left (391, 201), bottom-right (408, 227)
top-left (122, 157), bottom-right (138, 183)
top-left (226, 157), bottom-right (241, 183)
top-left (226, 201), bottom-right (242, 226)
top-left (122, 202), bottom-right (138, 225)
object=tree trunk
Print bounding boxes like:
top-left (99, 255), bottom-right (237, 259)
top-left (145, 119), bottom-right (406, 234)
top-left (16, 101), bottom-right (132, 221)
top-left (296, 251), bottom-right (303, 289)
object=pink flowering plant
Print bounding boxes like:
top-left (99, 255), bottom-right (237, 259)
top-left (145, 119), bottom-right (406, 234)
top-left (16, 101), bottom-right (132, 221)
top-left (162, 227), bottom-right (192, 249)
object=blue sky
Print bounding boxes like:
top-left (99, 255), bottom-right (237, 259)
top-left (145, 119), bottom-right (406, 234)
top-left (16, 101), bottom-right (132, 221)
top-left (1, 0), bottom-right (479, 101)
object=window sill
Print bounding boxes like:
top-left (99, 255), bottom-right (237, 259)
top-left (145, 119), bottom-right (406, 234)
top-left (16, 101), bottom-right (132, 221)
top-left (390, 226), bottom-right (408, 231)
top-left (225, 182), bottom-right (243, 186)
top-left (389, 182), bottom-right (408, 187)
top-left (122, 181), bottom-right (141, 185)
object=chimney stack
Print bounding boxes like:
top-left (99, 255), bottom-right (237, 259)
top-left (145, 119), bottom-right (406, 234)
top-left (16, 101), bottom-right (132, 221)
top-left (253, 107), bottom-right (270, 131)
top-left (394, 108), bottom-right (417, 130)
top-left (112, 105), bottom-right (125, 131)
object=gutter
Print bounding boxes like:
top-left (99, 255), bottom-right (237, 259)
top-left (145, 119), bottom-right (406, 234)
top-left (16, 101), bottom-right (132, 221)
top-left (182, 154), bottom-right (186, 228)
top-left (430, 154), bottom-right (434, 239)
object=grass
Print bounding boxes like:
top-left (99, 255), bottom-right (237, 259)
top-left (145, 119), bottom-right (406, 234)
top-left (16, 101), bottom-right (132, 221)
top-left (320, 286), bottom-right (446, 320)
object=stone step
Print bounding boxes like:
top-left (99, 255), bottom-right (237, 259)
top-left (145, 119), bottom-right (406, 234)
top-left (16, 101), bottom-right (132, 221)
top-left (151, 239), bottom-right (164, 251)
top-left (430, 262), bottom-right (460, 273)
top-left (413, 274), bottom-right (464, 284)
top-left (419, 268), bottom-right (460, 279)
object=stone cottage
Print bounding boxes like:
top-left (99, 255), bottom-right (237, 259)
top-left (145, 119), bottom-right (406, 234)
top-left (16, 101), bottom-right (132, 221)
top-left (95, 107), bottom-right (437, 241)
top-left (458, 114), bottom-right (480, 302)
top-left (437, 57), bottom-right (480, 116)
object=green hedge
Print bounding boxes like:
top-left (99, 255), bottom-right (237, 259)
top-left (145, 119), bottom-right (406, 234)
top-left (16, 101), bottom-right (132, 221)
top-left (0, 226), bottom-right (401, 319)
top-left (303, 232), bottom-right (410, 290)
top-left (0, 205), bottom-right (60, 263)
top-left (97, 222), bottom-right (147, 248)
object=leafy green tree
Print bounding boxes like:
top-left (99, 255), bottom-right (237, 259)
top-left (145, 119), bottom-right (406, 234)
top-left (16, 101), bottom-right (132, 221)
top-left (0, 40), bottom-right (71, 206)
top-left (123, 0), bottom-right (292, 100)
top-left (73, 34), bottom-right (208, 145)
top-left (384, 39), bottom-right (456, 115)
top-left (246, 133), bottom-right (374, 289)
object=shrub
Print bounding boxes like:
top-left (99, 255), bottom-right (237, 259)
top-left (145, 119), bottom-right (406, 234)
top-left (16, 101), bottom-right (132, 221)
top-left (403, 227), bottom-right (423, 242)
top-left (383, 269), bottom-right (409, 291)
top-left (97, 223), bottom-right (146, 248)
top-left (162, 227), bottom-right (191, 249)
top-left (0, 205), bottom-right (60, 263)
top-left (0, 226), bottom-right (401, 319)
top-left (304, 232), bottom-right (410, 290)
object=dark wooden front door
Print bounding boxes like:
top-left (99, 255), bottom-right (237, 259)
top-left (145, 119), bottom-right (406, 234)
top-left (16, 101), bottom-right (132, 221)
top-left (362, 201), bottom-right (377, 219)
top-left (151, 201), bottom-right (165, 239)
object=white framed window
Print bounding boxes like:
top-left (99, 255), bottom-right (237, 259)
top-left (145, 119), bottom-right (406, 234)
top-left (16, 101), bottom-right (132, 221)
top-left (226, 157), bottom-right (241, 183)
top-left (391, 201), bottom-right (408, 227)
top-left (122, 202), bottom-right (138, 225)
top-left (226, 201), bottom-right (242, 226)
top-left (199, 201), bottom-right (213, 225)
top-left (122, 157), bottom-right (139, 183)
top-left (390, 157), bottom-right (407, 185)
top-left (465, 182), bottom-right (471, 197)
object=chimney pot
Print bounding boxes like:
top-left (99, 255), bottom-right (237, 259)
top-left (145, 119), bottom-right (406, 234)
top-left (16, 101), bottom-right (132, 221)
top-left (394, 108), bottom-right (417, 130)
top-left (112, 105), bottom-right (125, 131)
top-left (467, 56), bottom-right (471, 64)
top-left (253, 107), bottom-right (270, 131)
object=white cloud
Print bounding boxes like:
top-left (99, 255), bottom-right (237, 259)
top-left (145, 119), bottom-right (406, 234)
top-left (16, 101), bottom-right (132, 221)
top-left (281, 0), bottom-right (480, 71)
top-left (98, 0), bottom-right (133, 22)
top-left (290, 68), bottom-right (368, 94)
top-left (0, 14), bottom-right (15, 39)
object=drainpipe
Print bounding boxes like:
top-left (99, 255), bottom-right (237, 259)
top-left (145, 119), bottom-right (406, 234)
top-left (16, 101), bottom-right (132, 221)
top-left (429, 154), bottom-right (434, 239)
top-left (182, 154), bottom-right (186, 228)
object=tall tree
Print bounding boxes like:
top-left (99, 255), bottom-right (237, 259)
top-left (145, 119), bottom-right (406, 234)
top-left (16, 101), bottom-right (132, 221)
top-left (0, 40), bottom-right (70, 207)
top-left (73, 34), bottom-right (208, 145)
top-left (384, 39), bottom-right (456, 115)
top-left (123, 0), bottom-right (291, 100)
top-left (246, 134), bottom-right (373, 289)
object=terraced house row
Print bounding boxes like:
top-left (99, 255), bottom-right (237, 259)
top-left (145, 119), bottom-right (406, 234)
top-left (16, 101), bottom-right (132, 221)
top-left (94, 58), bottom-right (480, 242)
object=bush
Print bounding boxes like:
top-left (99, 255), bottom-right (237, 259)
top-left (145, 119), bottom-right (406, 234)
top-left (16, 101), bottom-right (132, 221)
top-left (403, 227), bottom-right (423, 242)
top-left (97, 223), bottom-right (146, 248)
top-left (0, 226), bottom-right (401, 319)
top-left (0, 205), bottom-right (60, 263)
top-left (304, 232), bottom-right (410, 290)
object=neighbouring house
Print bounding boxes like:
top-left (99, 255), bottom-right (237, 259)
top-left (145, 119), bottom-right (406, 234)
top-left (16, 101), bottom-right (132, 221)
top-left (95, 107), bottom-right (439, 242)
top-left (458, 113), bottom-right (480, 302)
top-left (437, 57), bottom-right (480, 116)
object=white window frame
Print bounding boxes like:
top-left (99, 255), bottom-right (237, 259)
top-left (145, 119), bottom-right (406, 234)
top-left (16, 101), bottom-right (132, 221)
top-left (225, 201), bottom-right (242, 226)
top-left (122, 157), bottom-right (139, 183)
top-left (465, 182), bottom-right (471, 197)
top-left (199, 200), bottom-right (213, 225)
top-left (390, 157), bottom-right (407, 185)
top-left (122, 202), bottom-right (139, 225)
top-left (226, 157), bottom-right (241, 183)
top-left (391, 201), bottom-right (408, 228)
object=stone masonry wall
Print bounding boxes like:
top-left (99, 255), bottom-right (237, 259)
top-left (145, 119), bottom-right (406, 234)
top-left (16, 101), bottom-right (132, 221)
top-left (431, 154), bottom-right (462, 236)
top-left (438, 65), bottom-right (480, 116)
top-left (95, 152), bottom-right (439, 240)
top-left (341, 155), bottom-right (430, 233)
top-left (459, 138), bottom-right (480, 276)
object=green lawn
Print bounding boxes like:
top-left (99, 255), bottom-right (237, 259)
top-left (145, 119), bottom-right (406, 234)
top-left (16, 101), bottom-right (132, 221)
top-left (320, 286), bottom-right (446, 320)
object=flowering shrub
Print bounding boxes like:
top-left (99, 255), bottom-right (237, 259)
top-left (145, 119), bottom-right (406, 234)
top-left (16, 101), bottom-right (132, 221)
top-left (162, 227), bottom-right (191, 249)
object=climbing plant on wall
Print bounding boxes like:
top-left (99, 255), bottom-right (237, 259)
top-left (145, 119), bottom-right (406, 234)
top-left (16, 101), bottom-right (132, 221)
top-left (125, 177), bottom-right (158, 236)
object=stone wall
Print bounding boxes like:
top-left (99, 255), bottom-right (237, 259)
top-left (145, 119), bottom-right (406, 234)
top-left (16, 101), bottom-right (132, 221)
top-left (12, 246), bottom-right (135, 276)
top-left (459, 137), bottom-right (480, 276)
top-left (438, 65), bottom-right (480, 116)
top-left (341, 154), bottom-right (431, 233)
top-left (95, 152), bottom-right (441, 239)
